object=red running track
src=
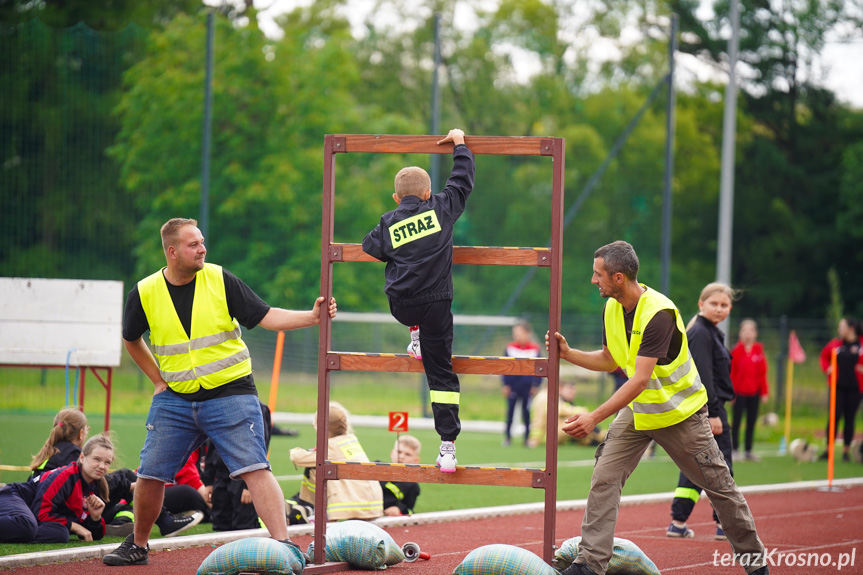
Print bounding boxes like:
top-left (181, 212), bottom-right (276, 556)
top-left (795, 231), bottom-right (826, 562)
top-left (6, 486), bottom-right (862, 574)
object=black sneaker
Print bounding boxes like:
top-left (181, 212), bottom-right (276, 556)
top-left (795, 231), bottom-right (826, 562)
top-left (560, 563), bottom-right (598, 575)
top-left (749, 567), bottom-right (769, 575)
top-left (160, 510), bottom-right (204, 537)
top-left (103, 533), bottom-right (149, 566)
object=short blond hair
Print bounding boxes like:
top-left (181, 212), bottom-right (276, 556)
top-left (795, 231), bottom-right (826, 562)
top-left (328, 401), bottom-right (351, 437)
top-left (394, 434), bottom-right (421, 454)
top-left (160, 218), bottom-right (198, 255)
top-left (394, 166), bottom-right (431, 199)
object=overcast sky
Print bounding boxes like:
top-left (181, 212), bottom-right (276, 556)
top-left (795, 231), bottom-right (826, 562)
top-left (246, 0), bottom-right (862, 109)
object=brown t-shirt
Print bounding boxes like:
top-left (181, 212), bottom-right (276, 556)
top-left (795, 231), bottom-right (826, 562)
top-left (602, 300), bottom-right (682, 366)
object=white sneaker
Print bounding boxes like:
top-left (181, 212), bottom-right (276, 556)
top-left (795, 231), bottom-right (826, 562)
top-left (436, 441), bottom-right (457, 473)
top-left (161, 510), bottom-right (204, 537)
top-left (407, 326), bottom-right (422, 359)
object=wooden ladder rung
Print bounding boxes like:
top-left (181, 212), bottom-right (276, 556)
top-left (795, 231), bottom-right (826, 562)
top-left (331, 134), bottom-right (559, 156)
top-left (328, 243), bottom-right (551, 267)
top-left (323, 461), bottom-right (549, 488)
top-left (325, 352), bottom-right (548, 377)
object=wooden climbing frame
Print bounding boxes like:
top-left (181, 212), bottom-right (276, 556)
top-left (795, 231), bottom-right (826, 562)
top-left (313, 134), bottom-right (565, 569)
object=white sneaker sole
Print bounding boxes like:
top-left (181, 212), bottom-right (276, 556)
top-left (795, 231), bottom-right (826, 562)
top-left (162, 511), bottom-right (204, 538)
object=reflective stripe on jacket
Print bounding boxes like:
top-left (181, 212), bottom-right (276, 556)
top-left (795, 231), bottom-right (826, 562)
top-left (138, 263), bottom-right (251, 394)
top-left (604, 285), bottom-right (707, 430)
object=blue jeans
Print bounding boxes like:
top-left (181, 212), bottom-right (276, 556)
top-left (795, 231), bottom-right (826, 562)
top-left (138, 391), bottom-right (270, 482)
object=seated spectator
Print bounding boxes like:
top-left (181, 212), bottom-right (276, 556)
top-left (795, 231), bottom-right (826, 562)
top-left (288, 402), bottom-right (383, 522)
top-left (200, 402), bottom-right (272, 531)
top-left (23, 407), bottom-right (202, 539)
top-left (28, 408), bottom-right (89, 481)
top-left (0, 434), bottom-right (112, 543)
top-left (527, 383), bottom-right (605, 448)
top-left (164, 450), bottom-right (211, 521)
top-left (102, 466), bottom-right (203, 538)
top-left (381, 435), bottom-right (421, 516)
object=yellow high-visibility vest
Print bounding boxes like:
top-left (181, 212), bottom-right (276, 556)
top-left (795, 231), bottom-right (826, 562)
top-left (604, 285), bottom-right (706, 430)
top-left (138, 263), bottom-right (251, 394)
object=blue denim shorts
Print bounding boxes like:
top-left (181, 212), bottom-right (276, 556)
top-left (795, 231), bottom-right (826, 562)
top-left (137, 391), bottom-right (270, 482)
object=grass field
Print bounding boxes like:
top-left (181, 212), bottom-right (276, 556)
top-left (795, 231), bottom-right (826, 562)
top-left (2, 364), bottom-right (861, 557)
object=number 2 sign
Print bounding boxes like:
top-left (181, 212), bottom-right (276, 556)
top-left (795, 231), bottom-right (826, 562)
top-left (388, 411), bottom-right (409, 433)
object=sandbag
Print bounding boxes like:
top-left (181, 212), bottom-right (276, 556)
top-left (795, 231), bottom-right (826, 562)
top-left (197, 537), bottom-right (305, 575)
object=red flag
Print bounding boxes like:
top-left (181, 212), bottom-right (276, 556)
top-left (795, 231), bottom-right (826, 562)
top-left (789, 330), bottom-right (806, 363)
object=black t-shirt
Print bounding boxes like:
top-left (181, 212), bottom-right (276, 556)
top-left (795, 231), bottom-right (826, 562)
top-left (123, 267), bottom-right (270, 401)
top-left (602, 301), bottom-right (682, 366)
top-left (836, 340), bottom-right (862, 390)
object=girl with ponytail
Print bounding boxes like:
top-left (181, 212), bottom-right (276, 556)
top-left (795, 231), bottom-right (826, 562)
top-left (29, 408), bottom-right (90, 480)
top-left (0, 433), bottom-right (112, 543)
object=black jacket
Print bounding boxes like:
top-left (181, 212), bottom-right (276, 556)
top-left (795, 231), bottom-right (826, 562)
top-left (380, 480), bottom-right (420, 515)
top-left (687, 314), bottom-right (735, 417)
top-left (362, 145), bottom-right (475, 306)
top-left (29, 441), bottom-right (81, 482)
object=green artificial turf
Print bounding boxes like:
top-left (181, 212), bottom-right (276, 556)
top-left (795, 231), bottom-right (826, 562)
top-left (2, 362), bottom-right (860, 558)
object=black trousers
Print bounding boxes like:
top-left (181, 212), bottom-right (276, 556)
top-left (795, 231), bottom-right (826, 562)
top-left (164, 483), bottom-right (211, 522)
top-left (826, 387), bottom-right (862, 446)
top-left (671, 404), bottom-right (733, 524)
top-left (211, 477), bottom-right (258, 531)
top-left (390, 298), bottom-right (461, 442)
top-left (732, 394), bottom-right (760, 453)
top-left (0, 485), bottom-right (70, 543)
top-left (505, 385), bottom-right (532, 442)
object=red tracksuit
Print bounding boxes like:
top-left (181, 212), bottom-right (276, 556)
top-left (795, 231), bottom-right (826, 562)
top-left (31, 462), bottom-right (104, 541)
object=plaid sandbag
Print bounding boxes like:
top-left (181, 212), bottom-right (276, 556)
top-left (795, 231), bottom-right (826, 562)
top-left (553, 536), bottom-right (661, 575)
top-left (196, 537), bottom-right (305, 575)
top-left (452, 544), bottom-right (557, 575)
top-left (311, 520), bottom-right (404, 570)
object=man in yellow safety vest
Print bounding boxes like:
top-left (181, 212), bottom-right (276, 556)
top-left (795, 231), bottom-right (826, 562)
top-left (104, 218), bottom-right (336, 567)
top-left (549, 241), bottom-right (768, 575)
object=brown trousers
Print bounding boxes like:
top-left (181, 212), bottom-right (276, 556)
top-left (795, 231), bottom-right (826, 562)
top-left (575, 406), bottom-right (766, 574)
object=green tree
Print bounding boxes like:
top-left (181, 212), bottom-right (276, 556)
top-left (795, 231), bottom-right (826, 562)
top-left (0, 1), bottom-right (201, 287)
top-left (111, 6), bottom-right (417, 308)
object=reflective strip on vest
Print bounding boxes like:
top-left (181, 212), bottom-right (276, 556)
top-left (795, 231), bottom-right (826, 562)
top-left (674, 487), bottom-right (701, 503)
top-left (153, 326), bottom-right (242, 356)
top-left (384, 481), bottom-right (404, 501)
top-left (160, 348), bottom-right (251, 383)
top-left (604, 285), bottom-right (707, 430)
top-left (429, 390), bottom-right (460, 405)
top-left (138, 263), bottom-right (252, 394)
top-left (632, 379), bottom-right (705, 415)
top-left (327, 499), bottom-right (384, 514)
top-left (645, 357), bottom-right (693, 390)
top-left (301, 477), bottom-right (315, 494)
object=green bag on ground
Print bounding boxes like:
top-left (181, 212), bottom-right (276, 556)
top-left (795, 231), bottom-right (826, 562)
top-left (453, 544), bottom-right (557, 575)
top-left (309, 520), bottom-right (404, 570)
top-left (197, 537), bottom-right (305, 575)
top-left (553, 536), bottom-right (661, 575)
